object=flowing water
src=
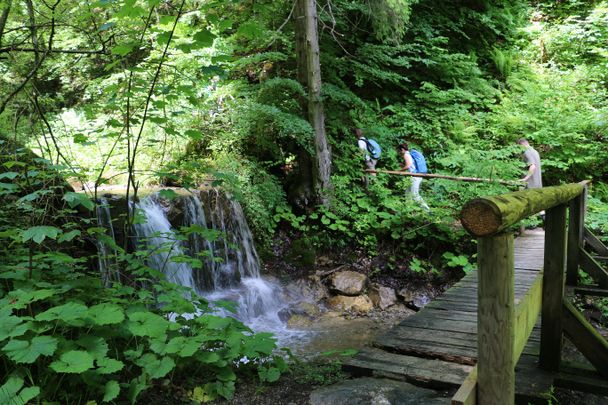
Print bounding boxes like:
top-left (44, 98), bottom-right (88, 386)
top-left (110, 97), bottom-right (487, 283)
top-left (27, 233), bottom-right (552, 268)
top-left (99, 190), bottom-right (305, 345)
top-left (95, 197), bottom-right (120, 286)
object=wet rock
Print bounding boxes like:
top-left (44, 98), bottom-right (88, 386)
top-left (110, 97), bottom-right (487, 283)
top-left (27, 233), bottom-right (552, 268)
top-left (309, 377), bottom-right (449, 405)
top-left (329, 271), bottom-right (367, 296)
top-left (369, 284), bottom-right (397, 310)
top-left (298, 301), bottom-right (321, 317)
top-left (285, 278), bottom-right (328, 303)
top-left (328, 295), bottom-right (373, 314)
top-left (287, 314), bottom-right (313, 328)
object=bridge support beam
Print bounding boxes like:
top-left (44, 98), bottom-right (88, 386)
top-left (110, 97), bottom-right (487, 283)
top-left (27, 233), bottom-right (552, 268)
top-left (540, 204), bottom-right (568, 371)
top-left (477, 233), bottom-right (515, 405)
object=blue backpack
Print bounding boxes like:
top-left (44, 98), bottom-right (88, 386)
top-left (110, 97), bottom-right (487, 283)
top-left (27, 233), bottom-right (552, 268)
top-left (362, 138), bottom-right (382, 159)
top-left (410, 149), bottom-right (428, 173)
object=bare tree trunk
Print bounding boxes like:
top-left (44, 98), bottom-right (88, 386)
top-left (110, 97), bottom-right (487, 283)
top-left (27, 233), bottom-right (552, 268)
top-left (303, 0), bottom-right (332, 205)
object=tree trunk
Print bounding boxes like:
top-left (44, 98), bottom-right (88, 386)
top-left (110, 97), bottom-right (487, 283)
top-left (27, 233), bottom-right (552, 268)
top-left (0, 0), bottom-right (11, 47)
top-left (301, 0), bottom-right (332, 206)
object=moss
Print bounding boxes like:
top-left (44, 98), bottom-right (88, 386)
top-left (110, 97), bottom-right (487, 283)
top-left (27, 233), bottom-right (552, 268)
top-left (287, 237), bottom-right (316, 268)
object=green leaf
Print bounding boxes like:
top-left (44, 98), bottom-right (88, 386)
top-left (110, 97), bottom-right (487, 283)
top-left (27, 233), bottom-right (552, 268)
top-left (192, 29), bottom-right (216, 47)
top-left (2, 336), bottom-right (58, 363)
top-left (50, 350), bottom-right (95, 373)
top-left (102, 380), bottom-right (120, 402)
top-left (36, 302), bottom-right (88, 325)
top-left (184, 129), bottom-right (203, 140)
top-left (0, 171), bottom-right (19, 180)
top-left (0, 376), bottom-right (40, 405)
top-left (63, 192), bottom-right (94, 210)
top-left (236, 21), bottom-right (263, 39)
top-left (135, 353), bottom-right (175, 379)
top-left (77, 336), bottom-right (108, 360)
top-left (126, 311), bottom-right (169, 338)
top-left (259, 366), bottom-right (280, 382)
top-left (21, 226), bottom-right (61, 243)
top-left (97, 357), bottom-right (125, 374)
top-left (58, 230), bottom-right (81, 242)
top-left (111, 43), bottom-right (135, 56)
top-left (157, 189), bottom-right (178, 200)
top-left (87, 303), bottom-right (125, 325)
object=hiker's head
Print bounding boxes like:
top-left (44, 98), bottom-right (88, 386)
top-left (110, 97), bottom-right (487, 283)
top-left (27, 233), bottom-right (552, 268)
top-left (397, 143), bottom-right (409, 152)
top-left (355, 128), bottom-right (363, 138)
top-left (517, 138), bottom-right (530, 146)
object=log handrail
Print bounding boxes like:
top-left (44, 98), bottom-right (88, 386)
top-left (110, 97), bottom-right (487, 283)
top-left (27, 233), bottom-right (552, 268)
top-left (460, 181), bottom-right (589, 237)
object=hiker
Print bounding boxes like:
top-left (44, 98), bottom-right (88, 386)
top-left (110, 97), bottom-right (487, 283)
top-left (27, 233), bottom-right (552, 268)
top-left (518, 138), bottom-right (542, 189)
top-left (397, 143), bottom-right (430, 211)
top-left (356, 129), bottom-right (381, 183)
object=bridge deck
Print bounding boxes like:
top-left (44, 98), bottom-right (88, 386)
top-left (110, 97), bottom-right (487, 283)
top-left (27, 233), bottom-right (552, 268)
top-left (343, 229), bottom-right (554, 403)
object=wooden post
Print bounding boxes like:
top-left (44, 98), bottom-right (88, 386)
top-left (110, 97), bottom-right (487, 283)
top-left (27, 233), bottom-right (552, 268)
top-left (540, 204), bottom-right (568, 371)
top-left (477, 233), bottom-right (515, 405)
top-left (566, 186), bottom-right (586, 285)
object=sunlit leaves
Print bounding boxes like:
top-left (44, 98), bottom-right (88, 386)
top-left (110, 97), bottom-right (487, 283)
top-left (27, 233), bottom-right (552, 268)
top-left (63, 192), bottom-right (94, 210)
top-left (20, 226), bottom-right (61, 244)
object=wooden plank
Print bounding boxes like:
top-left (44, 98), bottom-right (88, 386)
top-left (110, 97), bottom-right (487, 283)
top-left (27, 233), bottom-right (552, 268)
top-left (562, 299), bottom-right (608, 379)
top-left (451, 366), bottom-right (477, 405)
top-left (572, 285), bottom-right (608, 297)
top-left (555, 362), bottom-right (608, 396)
top-left (477, 233), bottom-right (515, 405)
top-left (584, 227), bottom-right (608, 256)
top-left (579, 247), bottom-right (608, 288)
top-left (373, 338), bottom-right (477, 365)
top-left (343, 348), bottom-right (472, 389)
top-left (567, 191), bottom-right (586, 285)
top-left (514, 273), bottom-right (543, 362)
top-left (540, 204), bottom-right (567, 371)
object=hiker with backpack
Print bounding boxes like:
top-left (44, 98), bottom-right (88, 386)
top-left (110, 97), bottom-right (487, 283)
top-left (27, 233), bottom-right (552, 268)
top-left (397, 143), bottom-right (430, 211)
top-left (356, 128), bottom-right (382, 180)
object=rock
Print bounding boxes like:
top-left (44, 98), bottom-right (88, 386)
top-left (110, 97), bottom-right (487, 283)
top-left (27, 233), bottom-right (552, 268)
top-left (287, 314), bottom-right (313, 328)
top-left (397, 288), bottom-right (431, 311)
top-left (285, 278), bottom-right (328, 303)
top-left (328, 295), bottom-right (373, 314)
top-left (369, 284), bottom-right (397, 310)
top-left (309, 377), bottom-right (449, 405)
top-left (298, 301), bottom-right (321, 317)
top-left (329, 271), bottom-right (367, 296)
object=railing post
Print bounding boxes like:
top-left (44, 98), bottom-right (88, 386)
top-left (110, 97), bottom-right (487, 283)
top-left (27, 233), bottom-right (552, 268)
top-left (566, 186), bottom-right (587, 285)
top-left (477, 233), bottom-right (515, 405)
top-left (540, 204), bottom-right (568, 371)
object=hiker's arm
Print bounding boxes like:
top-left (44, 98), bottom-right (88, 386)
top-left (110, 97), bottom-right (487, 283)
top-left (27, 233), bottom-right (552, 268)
top-left (522, 163), bottom-right (536, 181)
top-left (401, 153), bottom-right (413, 171)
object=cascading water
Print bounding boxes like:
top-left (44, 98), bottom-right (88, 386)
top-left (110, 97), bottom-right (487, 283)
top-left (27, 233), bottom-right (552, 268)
top-left (124, 190), bottom-right (301, 343)
top-left (132, 196), bottom-right (197, 290)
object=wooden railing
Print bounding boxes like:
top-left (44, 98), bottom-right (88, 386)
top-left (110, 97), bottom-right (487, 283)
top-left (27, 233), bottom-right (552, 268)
top-left (452, 181), bottom-right (608, 405)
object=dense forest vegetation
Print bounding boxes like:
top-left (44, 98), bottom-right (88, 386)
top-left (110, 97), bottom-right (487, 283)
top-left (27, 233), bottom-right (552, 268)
top-left (1, 0), bottom-right (607, 403)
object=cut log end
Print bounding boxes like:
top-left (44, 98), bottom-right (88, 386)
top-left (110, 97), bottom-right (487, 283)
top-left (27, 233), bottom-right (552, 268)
top-left (460, 199), bottom-right (502, 237)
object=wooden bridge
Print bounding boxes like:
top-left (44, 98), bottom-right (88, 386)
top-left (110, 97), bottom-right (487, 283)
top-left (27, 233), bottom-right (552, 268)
top-left (338, 182), bottom-right (608, 404)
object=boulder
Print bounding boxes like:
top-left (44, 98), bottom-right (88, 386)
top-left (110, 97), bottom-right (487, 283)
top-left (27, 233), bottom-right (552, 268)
top-left (369, 284), bottom-right (397, 310)
top-left (310, 377), bottom-right (449, 405)
top-left (329, 271), bottom-right (367, 296)
top-left (327, 295), bottom-right (373, 314)
top-left (287, 314), bottom-right (313, 328)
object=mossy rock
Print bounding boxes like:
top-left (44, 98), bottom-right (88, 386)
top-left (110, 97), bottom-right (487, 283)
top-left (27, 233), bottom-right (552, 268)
top-left (287, 237), bottom-right (316, 268)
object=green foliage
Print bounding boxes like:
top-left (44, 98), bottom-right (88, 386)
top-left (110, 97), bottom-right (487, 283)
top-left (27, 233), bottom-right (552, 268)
top-left (0, 147), bottom-right (284, 403)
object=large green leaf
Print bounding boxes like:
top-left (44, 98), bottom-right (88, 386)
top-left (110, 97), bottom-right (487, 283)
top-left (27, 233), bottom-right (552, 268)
top-left (135, 353), bottom-right (175, 379)
top-left (163, 335), bottom-right (204, 357)
top-left (126, 311), bottom-right (169, 338)
top-left (0, 376), bottom-right (40, 405)
top-left (36, 302), bottom-right (88, 325)
top-left (20, 226), bottom-right (61, 244)
top-left (103, 380), bottom-right (120, 403)
top-left (2, 336), bottom-right (58, 363)
top-left (76, 336), bottom-right (108, 360)
top-left (50, 350), bottom-right (95, 373)
top-left (87, 303), bottom-right (125, 325)
top-left (97, 357), bottom-right (125, 374)
top-left (63, 192), bottom-right (94, 210)
top-left (0, 307), bottom-right (28, 340)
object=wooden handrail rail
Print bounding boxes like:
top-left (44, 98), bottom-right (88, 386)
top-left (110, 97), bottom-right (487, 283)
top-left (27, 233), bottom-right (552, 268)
top-left (460, 181), bottom-right (590, 237)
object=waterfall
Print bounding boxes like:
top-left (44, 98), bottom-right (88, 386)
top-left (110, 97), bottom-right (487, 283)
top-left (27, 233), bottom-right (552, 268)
top-left (95, 197), bottom-right (119, 286)
top-left (119, 190), bottom-right (297, 340)
top-left (132, 196), bottom-right (196, 290)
